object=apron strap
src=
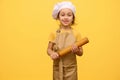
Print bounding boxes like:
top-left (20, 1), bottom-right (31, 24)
top-left (59, 58), bottom-right (63, 80)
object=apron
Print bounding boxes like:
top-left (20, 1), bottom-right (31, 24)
top-left (53, 29), bottom-right (78, 80)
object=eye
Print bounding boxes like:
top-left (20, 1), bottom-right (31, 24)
top-left (60, 13), bottom-right (65, 16)
top-left (61, 14), bottom-right (65, 16)
top-left (67, 13), bottom-right (73, 16)
top-left (68, 14), bottom-right (72, 16)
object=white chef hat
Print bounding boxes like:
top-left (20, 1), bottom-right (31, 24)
top-left (52, 1), bottom-right (76, 19)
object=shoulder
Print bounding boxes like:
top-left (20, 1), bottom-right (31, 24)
top-left (72, 28), bottom-right (82, 41)
top-left (48, 30), bottom-right (57, 42)
top-left (49, 30), bottom-right (56, 38)
top-left (72, 28), bottom-right (81, 36)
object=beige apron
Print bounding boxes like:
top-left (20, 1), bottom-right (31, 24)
top-left (53, 29), bottom-right (78, 80)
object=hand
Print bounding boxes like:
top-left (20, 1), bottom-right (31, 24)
top-left (71, 44), bottom-right (83, 56)
top-left (50, 52), bottom-right (59, 60)
top-left (71, 44), bottom-right (79, 53)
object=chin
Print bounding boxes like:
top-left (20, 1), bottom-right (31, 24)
top-left (63, 25), bottom-right (69, 27)
top-left (63, 23), bottom-right (70, 26)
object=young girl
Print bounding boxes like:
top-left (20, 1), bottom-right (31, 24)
top-left (47, 1), bottom-right (83, 80)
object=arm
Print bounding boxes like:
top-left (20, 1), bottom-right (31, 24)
top-left (47, 41), bottom-right (59, 60)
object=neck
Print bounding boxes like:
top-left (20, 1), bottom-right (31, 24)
top-left (60, 25), bottom-right (72, 30)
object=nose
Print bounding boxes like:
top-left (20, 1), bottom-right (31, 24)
top-left (64, 15), bottom-right (68, 19)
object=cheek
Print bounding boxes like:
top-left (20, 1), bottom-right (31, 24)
top-left (69, 17), bottom-right (73, 22)
top-left (59, 17), bottom-right (64, 22)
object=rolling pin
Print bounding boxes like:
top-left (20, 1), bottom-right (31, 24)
top-left (57, 37), bottom-right (89, 56)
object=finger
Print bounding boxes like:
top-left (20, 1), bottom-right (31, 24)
top-left (73, 46), bottom-right (77, 52)
top-left (54, 53), bottom-right (59, 59)
top-left (56, 53), bottom-right (59, 57)
top-left (71, 47), bottom-right (74, 52)
top-left (72, 44), bottom-right (76, 51)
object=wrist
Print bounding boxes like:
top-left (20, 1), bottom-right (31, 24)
top-left (47, 49), bottom-right (54, 56)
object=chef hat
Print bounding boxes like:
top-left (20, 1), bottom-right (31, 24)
top-left (52, 1), bottom-right (76, 19)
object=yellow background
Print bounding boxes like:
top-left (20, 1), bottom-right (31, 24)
top-left (0, 0), bottom-right (120, 80)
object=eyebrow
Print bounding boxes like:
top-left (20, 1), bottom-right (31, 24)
top-left (60, 12), bottom-right (72, 14)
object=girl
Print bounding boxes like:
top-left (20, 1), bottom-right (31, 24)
top-left (47, 1), bottom-right (83, 80)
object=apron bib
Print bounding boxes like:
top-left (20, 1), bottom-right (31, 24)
top-left (53, 29), bottom-right (78, 80)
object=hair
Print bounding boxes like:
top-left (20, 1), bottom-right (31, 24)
top-left (57, 12), bottom-right (76, 26)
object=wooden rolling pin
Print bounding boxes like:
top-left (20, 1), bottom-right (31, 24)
top-left (57, 37), bottom-right (89, 56)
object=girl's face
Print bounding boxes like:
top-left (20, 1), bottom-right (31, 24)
top-left (58, 8), bottom-right (74, 27)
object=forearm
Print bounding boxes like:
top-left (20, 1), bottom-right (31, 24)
top-left (47, 48), bottom-right (54, 56)
top-left (47, 41), bottom-right (54, 56)
top-left (47, 42), bottom-right (59, 60)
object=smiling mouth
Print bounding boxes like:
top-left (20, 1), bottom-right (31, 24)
top-left (63, 21), bottom-right (69, 23)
